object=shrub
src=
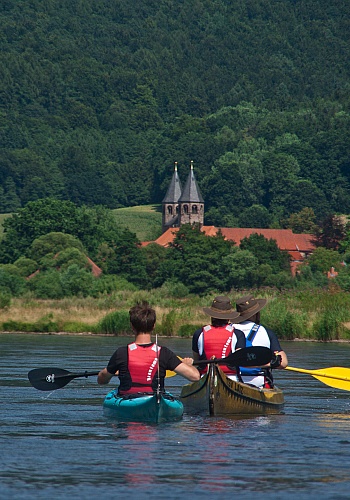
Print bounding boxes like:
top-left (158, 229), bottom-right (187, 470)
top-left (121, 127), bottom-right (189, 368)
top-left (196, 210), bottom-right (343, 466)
top-left (13, 257), bottom-right (38, 277)
top-left (62, 322), bottom-right (95, 333)
top-left (262, 301), bottom-right (309, 340)
top-left (312, 312), bottom-right (340, 341)
top-left (0, 292), bottom-right (11, 309)
top-left (34, 315), bottom-right (60, 333)
top-left (160, 279), bottom-right (190, 298)
top-left (59, 264), bottom-right (95, 297)
top-left (0, 266), bottom-right (27, 296)
top-left (2, 320), bottom-right (29, 332)
top-left (2, 315), bottom-right (59, 333)
top-left (156, 309), bottom-right (177, 336)
top-left (27, 269), bottom-right (64, 299)
top-left (178, 323), bottom-right (199, 338)
top-left (90, 275), bottom-right (137, 296)
top-left (96, 310), bottom-right (130, 334)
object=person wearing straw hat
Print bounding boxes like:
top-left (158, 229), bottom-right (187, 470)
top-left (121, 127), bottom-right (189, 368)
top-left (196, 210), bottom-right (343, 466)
top-left (191, 296), bottom-right (246, 380)
top-left (232, 295), bottom-right (288, 388)
top-left (98, 301), bottom-right (200, 393)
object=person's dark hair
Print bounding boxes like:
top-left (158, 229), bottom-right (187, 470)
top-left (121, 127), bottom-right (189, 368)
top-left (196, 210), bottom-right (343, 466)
top-left (129, 301), bottom-right (156, 333)
top-left (211, 318), bottom-right (229, 327)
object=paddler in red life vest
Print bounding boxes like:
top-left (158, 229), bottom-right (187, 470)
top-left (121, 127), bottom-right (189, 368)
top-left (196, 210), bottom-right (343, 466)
top-left (232, 295), bottom-right (288, 388)
top-left (191, 296), bottom-right (246, 380)
top-left (97, 301), bottom-right (200, 394)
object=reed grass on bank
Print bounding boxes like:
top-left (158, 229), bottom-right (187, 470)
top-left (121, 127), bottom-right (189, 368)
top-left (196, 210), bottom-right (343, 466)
top-left (1, 289), bottom-right (350, 340)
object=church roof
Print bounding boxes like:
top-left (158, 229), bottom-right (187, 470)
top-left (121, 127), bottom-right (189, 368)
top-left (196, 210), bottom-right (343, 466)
top-left (219, 228), bottom-right (315, 252)
top-left (178, 161), bottom-right (204, 203)
top-left (162, 162), bottom-right (182, 203)
top-left (152, 226), bottom-right (314, 253)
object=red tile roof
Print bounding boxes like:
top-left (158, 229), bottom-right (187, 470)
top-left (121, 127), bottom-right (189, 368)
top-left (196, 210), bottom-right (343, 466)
top-left (147, 226), bottom-right (315, 276)
top-left (152, 226), bottom-right (315, 253)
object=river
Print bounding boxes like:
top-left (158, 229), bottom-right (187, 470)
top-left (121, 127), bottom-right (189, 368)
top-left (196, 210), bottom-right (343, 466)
top-left (1, 334), bottom-right (350, 499)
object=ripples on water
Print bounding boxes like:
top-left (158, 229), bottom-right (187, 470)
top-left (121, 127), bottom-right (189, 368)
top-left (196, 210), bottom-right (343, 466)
top-left (1, 335), bottom-right (350, 499)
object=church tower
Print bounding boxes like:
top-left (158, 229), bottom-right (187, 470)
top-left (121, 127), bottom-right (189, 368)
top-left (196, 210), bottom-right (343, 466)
top-left (162, 162), bottom-right (182, 233)
top-left (178, 161), bottom-right (204, 227)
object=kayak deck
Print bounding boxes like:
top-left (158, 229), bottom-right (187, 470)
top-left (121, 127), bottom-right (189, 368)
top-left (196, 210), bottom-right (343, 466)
top-left (103, 390), bottom-right (184, 423)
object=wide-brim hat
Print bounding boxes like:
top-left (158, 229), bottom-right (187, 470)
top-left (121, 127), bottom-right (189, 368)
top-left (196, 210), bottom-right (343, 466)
top-left (203, 296), bottom-right (240, 320)
top-left (235, 295), bottom-right (267, 322)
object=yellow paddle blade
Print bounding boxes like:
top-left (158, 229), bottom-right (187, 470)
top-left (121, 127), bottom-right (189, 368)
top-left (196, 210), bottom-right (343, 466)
top-left (285, 366), bottom-right (350, 391)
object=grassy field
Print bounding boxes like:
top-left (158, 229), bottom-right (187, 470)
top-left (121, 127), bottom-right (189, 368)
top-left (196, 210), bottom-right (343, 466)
top-left (0, 205), bottom-right (163, 243)
top-left (112, 204), bottom-right (162, 242)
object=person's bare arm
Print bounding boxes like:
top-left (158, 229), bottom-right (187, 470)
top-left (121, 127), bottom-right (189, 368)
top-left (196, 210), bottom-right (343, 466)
top-left (174, 362), bottom-right (200, 381)
top-left (97, 368), bottom-right (114, 385)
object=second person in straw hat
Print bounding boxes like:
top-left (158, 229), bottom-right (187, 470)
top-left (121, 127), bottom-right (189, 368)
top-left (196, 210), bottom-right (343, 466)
top-left (232, 295), bottom-right (288, 388)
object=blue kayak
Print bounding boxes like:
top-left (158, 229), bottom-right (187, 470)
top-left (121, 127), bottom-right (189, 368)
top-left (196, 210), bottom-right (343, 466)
top-left (103, 390), bottom-right (184, 423)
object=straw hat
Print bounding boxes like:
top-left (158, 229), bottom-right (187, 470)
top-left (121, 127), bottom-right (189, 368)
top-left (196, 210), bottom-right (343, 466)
top-left (203, 296), bottom-right (240, 320)
top-left (235, 295), bottom-right (267, 322)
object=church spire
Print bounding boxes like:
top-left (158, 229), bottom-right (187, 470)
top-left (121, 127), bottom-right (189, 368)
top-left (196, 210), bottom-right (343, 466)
top-left (178, 161), bottom-right (204, 227)
top-left (162, 162), bottom-right (182, 204)
top-left (178, 160), bottom-right (204, 203)
top-left (161, 162), bottom-right (182, 233)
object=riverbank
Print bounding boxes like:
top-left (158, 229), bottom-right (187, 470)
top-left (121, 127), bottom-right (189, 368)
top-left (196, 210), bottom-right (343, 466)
top-left (2, 330), bottom-right (350, 342)
top-left (1, 290), bottom-right (350, 340)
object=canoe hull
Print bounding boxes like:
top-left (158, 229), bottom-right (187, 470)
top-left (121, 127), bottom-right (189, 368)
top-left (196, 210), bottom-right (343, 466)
top-left (103, 391), bottom-right (184, 423)
top-left (180, 364), bottom-right (284, 416)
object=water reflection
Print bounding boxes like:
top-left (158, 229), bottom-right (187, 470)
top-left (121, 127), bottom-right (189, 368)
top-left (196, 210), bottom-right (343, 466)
top-left (316, 412), bottom-right (350, 431)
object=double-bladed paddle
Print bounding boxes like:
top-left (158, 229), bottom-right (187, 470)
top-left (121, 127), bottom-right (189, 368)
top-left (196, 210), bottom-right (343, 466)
top-left (285, 366), bottom-right (350, 392)
top-left (28, 367), bottom-right (100, 391)
top-left (28, 347), bottom-right (272, 390)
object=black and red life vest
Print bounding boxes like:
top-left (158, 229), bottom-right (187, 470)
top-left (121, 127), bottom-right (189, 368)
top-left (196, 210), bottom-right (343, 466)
top-left (119, 342), bottom-right (160, 395)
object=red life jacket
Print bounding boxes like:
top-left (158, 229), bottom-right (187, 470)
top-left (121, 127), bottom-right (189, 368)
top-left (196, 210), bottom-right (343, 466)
top-left (119, 343), bottom-right (160, 395)
top-left (200, 324), bottom-right (237, 375)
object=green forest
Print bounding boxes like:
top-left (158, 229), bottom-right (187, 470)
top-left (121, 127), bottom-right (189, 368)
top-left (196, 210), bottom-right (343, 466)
top-left (1, 0), bottom-right (350, 334)
top-left (0, 0), bottom-right (349, 228)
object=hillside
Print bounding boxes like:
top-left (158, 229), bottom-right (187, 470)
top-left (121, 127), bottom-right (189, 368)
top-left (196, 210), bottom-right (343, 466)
top-left (0, 206), bottom-right (162, 243)
top-left (0, 0), bottom-right (349, 224)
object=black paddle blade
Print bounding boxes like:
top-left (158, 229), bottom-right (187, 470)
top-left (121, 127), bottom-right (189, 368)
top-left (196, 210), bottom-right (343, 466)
top-left (28, 367), bottom-right (74, 391)
top-left (28, 367), bottom-right (100, 391)
top-left (194, 346), bottom-right (272, 367)
top-left (228, 346), bottom-right (272, 367)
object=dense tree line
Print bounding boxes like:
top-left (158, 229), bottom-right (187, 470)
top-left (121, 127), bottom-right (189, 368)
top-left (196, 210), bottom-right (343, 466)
top-left (0, 0), bottom-right (349, 226)
top-left (1, 199), bottom-right (350, 302)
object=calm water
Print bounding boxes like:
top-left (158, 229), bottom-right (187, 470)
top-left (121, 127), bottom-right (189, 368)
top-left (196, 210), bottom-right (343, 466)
top-left (1, 334), bottom-right (350, 500)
